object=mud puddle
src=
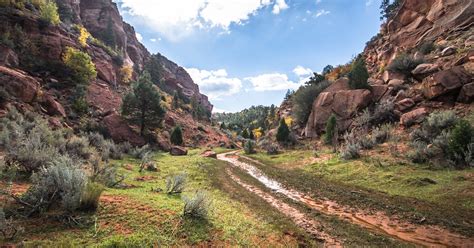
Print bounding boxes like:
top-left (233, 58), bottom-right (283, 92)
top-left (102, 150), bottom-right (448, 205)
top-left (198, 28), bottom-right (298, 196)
top-left (218, 152), bottom-right (474, 247)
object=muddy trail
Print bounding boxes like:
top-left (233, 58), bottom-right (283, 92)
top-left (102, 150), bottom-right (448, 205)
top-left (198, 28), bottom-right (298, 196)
top-left (217, 151), bottom-right (474, 247)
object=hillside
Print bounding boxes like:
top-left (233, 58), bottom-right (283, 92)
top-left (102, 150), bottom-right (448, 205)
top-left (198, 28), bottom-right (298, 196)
top-left (0, 0), bottom-right (231, 149)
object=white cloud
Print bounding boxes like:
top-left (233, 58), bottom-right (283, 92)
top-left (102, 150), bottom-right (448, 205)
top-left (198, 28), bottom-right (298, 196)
top-left (186, 68), bottom-right (242, 100)
top-left (315, 9), bottom-right (330, 17)
top-left (115, 0), bottom-right (288, 41)
top-left (150, 38), bottom-right (157, 42)
top-left (293, 66), bottom-right (312, 77)
top-left (136, 32), bottom-right (143, 42)
top-left (272, 0), bottom-right (289, 14)
top-left (245, 73), bottom-right (300, 91)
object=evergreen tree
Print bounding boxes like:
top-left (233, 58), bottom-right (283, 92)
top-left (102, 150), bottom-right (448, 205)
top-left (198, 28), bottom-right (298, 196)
top-left (322, 65), bottom-right (334, 76)
top-left (248, 129), bottom-right (255, 140)
top-left (348, 55), bottom-right (370, 90)
top-left (172, 91), bottom-right (180, 109)
top-left (305, 72), bottom-right (325, 86)
top-left (241, 129), bottom-right (249, 139)
top-left (380, 0), bottom-right (401, 20)
top-left (121, 71), bottom-right (166, 136)
top-left (276, 118), bottom-right (290, 143)
top-left (448, 120), bottom-right (473, 160)
top-left (220, 122), bottom-right (226, 130)
top-left (284, 90), bottom-right (293, 100)
top-left (170, 126), bottom-right (184, 146)
top-left (324, 114), bottom-right (337, 145)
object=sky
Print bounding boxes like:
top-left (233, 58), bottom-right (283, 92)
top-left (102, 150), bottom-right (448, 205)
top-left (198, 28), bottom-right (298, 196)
top-left (113, 0), bottom-right (383, 113)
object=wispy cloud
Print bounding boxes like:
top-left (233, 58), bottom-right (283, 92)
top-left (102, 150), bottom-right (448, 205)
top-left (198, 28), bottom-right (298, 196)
top-left (315, 9), bottom-right (330, 18)
top-left (186, 68), bottom-right (242, 100)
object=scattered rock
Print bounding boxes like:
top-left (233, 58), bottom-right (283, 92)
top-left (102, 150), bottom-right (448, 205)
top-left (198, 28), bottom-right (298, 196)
top-left (457, 83), bottom-right (474, 103)
top-left (201, 150), bottom-right (217, 159)
top-left (382, 70), bottom-right (405, 83)
top-left (41, 94), bottom-right (66, 117)
top-left (464, 35), bottom-right (474, 47)
top-left (400, 108), bottom-right (428, 126)
top-left (396, 98), bottom-right (415, 112)
top-left (170, 146), bottom-right (188, 156)
top-left (422, 66), bottom-right (471, 99)
top-left (411, 63), bottom-right (440, 77)
top-left (440, 46), bottom-right (456, 57)
top-left (0, 66), bottom-right (39, 103)
top-left (0, 46), bottom-right (19, 67)
top-left (394, 90), bottom-right (407, 102)
top-left (388, 79), bottom-right (405, 87)
top-left (48, 117), bottom-right (62, 129)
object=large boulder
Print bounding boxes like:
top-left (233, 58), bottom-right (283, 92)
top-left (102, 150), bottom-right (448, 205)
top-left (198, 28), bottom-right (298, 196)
top-left (0, 66), bottom-right (39, 103)
top-left (305, 89), bottom-right (372, 137)
top-left (41, 95), bottom-right (66, 117)
top-left (396, 98), bottom-right (415, 112)
top-left (457, 83), bottom-right (474, 103)
top-left (411, 63), bottom-right (440, 79)
top-left (400, 108), bottom-right (428, 126)
top-left (170, 146), bottom-right (188, 156)
top-left (422, 66), bottom-right (471, 100)
top-left (102, 113), bottom-right (145, 146)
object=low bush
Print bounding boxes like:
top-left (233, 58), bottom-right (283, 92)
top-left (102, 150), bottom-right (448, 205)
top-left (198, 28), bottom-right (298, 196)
top-left (408, 141), bottom-right (432, 164)
top-left (170, 126), bottom-right (184, 146)
top-left (372, 124), bottom-right (393, 144)
top-left (166, 174), bottom-right (187, 194)
top-left (324, 114), bottom-right (337, 145)
top-left (0, 208), bottom-right (23, 240)
top-left (348, 55), bottom-right (370, 90)
top-left (340, 131), bottom-right (361, 160)
top-left (79, 182), bottom-right (104, 212)
top-left (387, 53), bottom-right (423, 76)
top-left (22, 155), bottom-right (87, 214)
top-left (411, 111), bottom-right (458, 143)
top-left (448, 120), bottom-right (473, 167)
top-left (139, 152), bottom-right (156, 172)
top-left (0, 88), bottom-right (9, 105)
top-left (417, 41), bottom-right (435, 55)
top-left (183, 191), bottom-right (210, 220)
top-left (266, 143), bottom-right (280, 155)
top-left (92, 162), bottom-right (125, 188)
top-left (66, 136), bottom-right (93, 160)
top-left (131, 144), bottom-right (151, 159)
top-left (244, 140), bottom-right (256, 155)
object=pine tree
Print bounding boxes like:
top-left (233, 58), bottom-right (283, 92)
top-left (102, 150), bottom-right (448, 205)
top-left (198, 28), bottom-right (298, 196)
top-left (241, 129), bottom-right (249, 139)
top-left (170, 126), bottom-right (184, 146)
top-left (220, 122), bottom-right (226, 130)
top-left (276, 118), bottom-right (290, 143)
top-left (248, 129), bottom-right (255, 140)
top-left (172, 91), bottom-right (180, 109)
top-left (348, 55), bottom-right (370, 90)
top-left (121, 71), bottom-right (166, 136)
top-left (324, 114), bottom-right (337, 145)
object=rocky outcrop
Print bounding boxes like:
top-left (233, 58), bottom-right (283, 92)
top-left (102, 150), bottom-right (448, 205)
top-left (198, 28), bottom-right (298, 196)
top-left (457, 83), bottom-right (474, 103)
top-left (305, 85), bottom-right (372, 137)
top-left (422, 66), bottom-right (471, 100)
top-left (400, 108), bottom-right (428, 126)
top-left (102, 112), bottom-right (145, 146)
top-left (0, 46), bottom-right (18, 67)
top-left (41, 94), bottom-right (66, 117)
top-left (0, 66), bottom-right (39, 103)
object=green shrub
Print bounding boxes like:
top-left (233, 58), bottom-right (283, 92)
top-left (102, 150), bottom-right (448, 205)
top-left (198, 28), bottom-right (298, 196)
top-left (166, 174), bottom-right (186, 194)
top-left (131, 144), bottom-right (151, 159)
top-left (372, 124), bottom-right (393, 144)
top-left (292, 81), bottom-right (330, 124)
top-left (324, 114), bottom-right (337, 145)
top-left (66, 136), bottom-right (93, 160)
top-left (62, 47), bottom-right (97, 85)
top-left (387, 53), bottom-right (423, 76)
top-left (276, 118), bottom-right (290, 143)
top-left (244, 140), bottom-right (256, 155)
top-left (348, 55), bottom-right (370, 90)
top-left (266, 143), bottom-right (279, 155)
top-left (417, 41), bottom-right (435, 55)
top-left (448, 120), bottom-right (473, 164)
top-left (408, 141), bottom-right (431, 164)
top-left (340, 131), bottom-right (361, 160)
top-left (379, 0), bottom-right (401, 20)
top-left (79, 182), bottom-right (104, 211)
top-left (183, 191), bottom-right (210, 220)
top-left (0, 207), bottom-right (23, 240)
top-left (170, 126), bottom-right (184, 146)
top-left (40, 0), bottom-right (60, 26)
top-left (411, 111), bottom-right (458, 143)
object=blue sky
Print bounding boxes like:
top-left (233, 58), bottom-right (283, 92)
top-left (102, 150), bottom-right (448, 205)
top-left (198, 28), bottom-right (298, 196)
top-left (114, 0), bottom-right (382, 112)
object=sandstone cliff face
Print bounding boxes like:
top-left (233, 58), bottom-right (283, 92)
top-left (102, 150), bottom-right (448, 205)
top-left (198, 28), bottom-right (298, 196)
top-left (304, 0), bottom-right (473, 137)
top-left (0, 0), bottom-right (223, 147)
